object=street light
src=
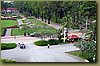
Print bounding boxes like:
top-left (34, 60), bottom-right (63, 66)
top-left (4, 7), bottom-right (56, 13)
top-left (86, 16), bottom-right (88, 31)
top-left (63, 28), bottom-right (67, 42)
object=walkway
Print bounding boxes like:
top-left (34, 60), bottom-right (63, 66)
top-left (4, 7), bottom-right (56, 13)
top-left (1, 37), bottom-right (85, 62)
top-left (5, 29), bottom-right (12, 36)
top-left (17, 19), bottom-right (23, 26)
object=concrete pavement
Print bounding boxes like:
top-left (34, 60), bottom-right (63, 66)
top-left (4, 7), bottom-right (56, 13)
top-left (1, 37), bottom-right (85, 62)
top-left (5, 29), bottom-right (12, 36)
top-left (17, 19), bottom-right (23, 26)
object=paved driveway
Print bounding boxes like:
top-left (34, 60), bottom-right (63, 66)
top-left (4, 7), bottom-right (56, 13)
top-left (1, 37), bottom-right (84, 62)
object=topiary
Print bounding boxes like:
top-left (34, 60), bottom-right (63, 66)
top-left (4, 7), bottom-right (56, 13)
top-left (1, 43), bottom-right (17, 50)
top-left (34, 40), bottom-right (48, 46)
top-left (48, 39), bottom-right (59, 45)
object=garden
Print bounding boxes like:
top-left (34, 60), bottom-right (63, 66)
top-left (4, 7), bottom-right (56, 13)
top-left (1, 20), bottom-right (18, 36)
top-left (11, 18), bottom-right (57, 37)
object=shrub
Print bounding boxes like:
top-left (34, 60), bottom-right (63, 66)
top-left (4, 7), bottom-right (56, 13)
top-left (34, 39), bottom-right (69, 46)
top-left (74, 41), bottom-right (96, 62)
top-left (1, 43), bottom-right (17, 50)
top-left (48, 39), bottom-right (59, 45)
top-left (34, 40), bottom-right (48, 46)
top-left (58, 39), bottom-right (69, 44)
top-left (1, 59), bottom-right (16, 63)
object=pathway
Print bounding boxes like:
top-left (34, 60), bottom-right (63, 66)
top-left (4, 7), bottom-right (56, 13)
top-left (1, 37), bottom-right (85, 62)
top-left (17, 19), bottom-right (23, 26)
top-left (5, 29), bottom-right (12, 36)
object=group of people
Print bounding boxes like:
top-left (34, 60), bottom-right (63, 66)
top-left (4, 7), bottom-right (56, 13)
top-left (24, 33), bottom-right (30, 37)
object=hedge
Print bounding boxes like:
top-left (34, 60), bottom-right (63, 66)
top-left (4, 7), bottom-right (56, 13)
top-left (1, 59), bottom-right (16, 63)
top-left (48, 39), bottom-right (60, 45)
top-left (1, 28), bottom-right (7, 36)
top-left (34, 40), bottom-right (48, 46)
top-left (1, 43), bottom-right (17, 50)
top-left (34, 39), bottom-right (61, 46)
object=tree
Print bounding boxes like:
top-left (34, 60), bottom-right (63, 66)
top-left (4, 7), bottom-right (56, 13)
top-left (75, 40), bottom-right (96, 62)
top-left (62, 15), bottom-right (73, 29)
top-left (57, 29), bottom-right (63, 40)
top-left (13, 1), bottom-right (96, 31)
top-left (20, 23), bottom-right (30, 36)
top-left (1, 1), bottom-right (14, 14)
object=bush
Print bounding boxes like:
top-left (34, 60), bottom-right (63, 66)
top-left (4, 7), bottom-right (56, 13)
top-left (34, 40), bottom-right (48, 46)
top-left (48, 39), bottom-right (59, 45)
top-left (1, 59), bottom-right (16, 63)
top-left (74, 41), bottom-right (96, 62)
top-left (1, 43), bottom-right (17, 50)
top-left (34, 39), bottom-right (69, 46)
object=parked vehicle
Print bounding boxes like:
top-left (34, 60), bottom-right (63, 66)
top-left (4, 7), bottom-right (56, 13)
top-left (30, 32), bottom-right (41, 37)
top-left (18, 43), bottom-right (26, 49)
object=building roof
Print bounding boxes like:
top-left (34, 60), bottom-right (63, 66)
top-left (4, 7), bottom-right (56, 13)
top-left (2, 8), bottom-right (17, 10)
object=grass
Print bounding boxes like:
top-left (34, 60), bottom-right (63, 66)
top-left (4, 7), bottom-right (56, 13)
top-left (11, 18), bottom-right (57, 36)
top-left (11, 28), bottom-right (24, 36)
top-left (68, 50), bottom-right (85, 59)
top-left (28, 18), bottom-right (48, 26)
top-left (1, 29), bottom-right (5, 35)
top-left (1, 20), bottom-right (18, 28)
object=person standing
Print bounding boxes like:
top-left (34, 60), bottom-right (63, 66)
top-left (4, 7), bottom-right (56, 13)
top-left (48, 44), bottom-right (50, 48)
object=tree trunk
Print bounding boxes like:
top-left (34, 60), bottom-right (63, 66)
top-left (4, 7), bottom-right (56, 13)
top-left (59, 9), bottom-right (64, 19)
top-left (48, 17), bottom-right (50, 24)
top-left (56, 15), bottom-right (57, 23)
top-left (41, 12), bottom-right (44, 21)
top-left (45, 18), bottom-right (46, 22)
top-left (35, 15), bottom-right (37, 18)
top-left (41, 15), bottom-right (43, 21)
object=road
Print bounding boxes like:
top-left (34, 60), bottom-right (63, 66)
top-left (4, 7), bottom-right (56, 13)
top-left (1, 37), bottom-right (85, 62)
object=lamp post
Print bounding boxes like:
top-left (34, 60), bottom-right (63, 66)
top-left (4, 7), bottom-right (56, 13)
top-left (63, 28), bottom-right (67, 42)
top-left (86, 16), bottom-right (88, 31)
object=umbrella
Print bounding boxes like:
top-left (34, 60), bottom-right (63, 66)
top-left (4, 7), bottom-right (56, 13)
top-left (68, 35), bottom-right (79, 39)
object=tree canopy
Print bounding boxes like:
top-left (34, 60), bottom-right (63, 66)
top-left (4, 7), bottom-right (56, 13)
top-left (1, 1), bottom-right (96, 30)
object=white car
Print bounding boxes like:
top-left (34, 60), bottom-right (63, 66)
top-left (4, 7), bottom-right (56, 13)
top-left (18, 43), bottom-right (26, 49)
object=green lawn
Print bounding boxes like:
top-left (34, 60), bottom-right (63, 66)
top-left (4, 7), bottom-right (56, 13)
top-left (11, 18), bottom-right (57, 36)
top-left (28, 18), bottom-right (48, 26)
top-left (68, 50), bottom-right (85, 59)
top-left (1, 29), bottom-right (5, 35)
top-left (1, 20), bottom-right (18, 28)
